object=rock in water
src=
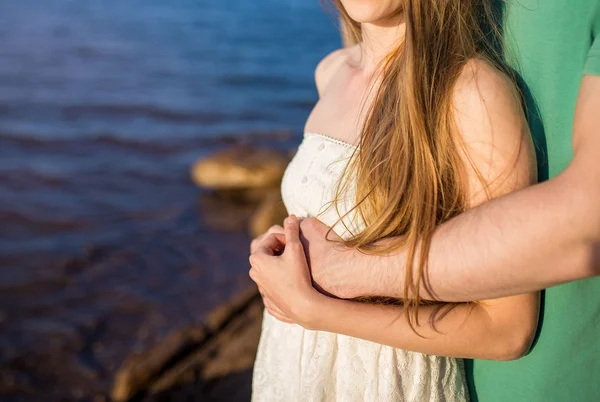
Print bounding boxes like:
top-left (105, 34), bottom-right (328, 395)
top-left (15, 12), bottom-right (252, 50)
top-left (248, 188), bottom-right (288, 238)
top-left (111, 287), bottom-right (263, 402)
top-left (190, 146), bottom-right (290, 189)
top-left (111, 327), bottom-right (207, 401)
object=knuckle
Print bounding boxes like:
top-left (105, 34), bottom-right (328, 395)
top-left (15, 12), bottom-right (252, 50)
top-left (287, 241), bottom-right (302, 251)
top-left (269, 225), bottom-right (283, 233)
top-left (265, 232), bottom-right (280, 243)
top-left (300, 217), bottom-right (313, 231)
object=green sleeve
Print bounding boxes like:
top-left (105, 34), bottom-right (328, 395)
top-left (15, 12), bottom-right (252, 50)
top-left (585, 35), bottom-right (600, 75)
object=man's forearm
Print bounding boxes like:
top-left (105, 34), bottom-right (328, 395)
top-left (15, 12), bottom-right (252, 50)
top-left (364, 165), bottom-right (600, 302)
top-left (348, 75), bottom-right (600, 302)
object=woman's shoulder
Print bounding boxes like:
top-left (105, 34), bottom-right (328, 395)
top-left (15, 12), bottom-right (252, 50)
top-left (452, 57), bottom-right (526, 141)
top-left (314, 45), bottom-right (358, 96)
top-left (453, 58), bottom-right (522, 117)
top-left (454, 58), bottom-right (519, 105)
top-left (452, 57), bottom-right (536, 203)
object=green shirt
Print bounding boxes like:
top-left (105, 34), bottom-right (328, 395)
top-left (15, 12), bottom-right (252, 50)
top-left (467, 1), bottom-right (600, 401)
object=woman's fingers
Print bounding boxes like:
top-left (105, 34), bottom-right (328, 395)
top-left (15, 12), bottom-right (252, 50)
top-left (250, 235), bottom-right (264, 254)
top-left (266, 308), bottom-right (294, 324)
top-left (283, 215), bottom-right (302, 254)
top-left (264, 300), bottom-right (294, 323)
top-left (254, 233), bottom-right (286, 257)
top-left (250, 225), bottom-right (285, 254)
top-left (258, 285), bottom-right (294, 323)
top-left (262, 295), bottom-right (287, 317)
top-left (258, 286), bottom-right (294, 324)
top-left (267, 224), bottom-right (284, 235)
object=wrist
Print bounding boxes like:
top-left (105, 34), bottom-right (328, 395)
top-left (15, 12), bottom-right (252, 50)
top-left (295, 292), bottom-right (331, 330)
top-left (346, 248), bottom-right (373, 296)
top-left (362, 246), bottom-right (406, 299)
top-left (348, 248), bottom-right (394, 297)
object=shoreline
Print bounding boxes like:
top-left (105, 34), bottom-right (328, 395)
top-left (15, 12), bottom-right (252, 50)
top-left (0, 133), bottom-right (291, 401)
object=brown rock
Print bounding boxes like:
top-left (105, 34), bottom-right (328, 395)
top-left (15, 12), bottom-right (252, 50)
top-left (149, 294), bottom-right (263, 395)
top-left (204, 286), bottom-right (260, 331)
top-left (190, 146), bottom-right (290, 190)
top-left (111, 327), bottom-right (207, 402)
top-left (197, 187), bottom-right (276, 233)
top-left (111, 287), bottom-right (264, 402)
top-left (197, 191), bottom-right (257, 233)
top-left (248, 189), bottom-right (288, 238)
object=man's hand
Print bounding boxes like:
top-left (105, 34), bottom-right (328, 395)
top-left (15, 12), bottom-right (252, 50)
top-left (299, 218), bottom-right (372, 299)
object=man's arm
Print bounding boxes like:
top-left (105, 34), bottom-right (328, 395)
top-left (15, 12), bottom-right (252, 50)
top-left (304, 74), bottom-right (600, 302)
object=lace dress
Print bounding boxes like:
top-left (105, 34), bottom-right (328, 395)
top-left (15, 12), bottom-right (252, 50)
top-left (251, 132), bottom-right (469, 402)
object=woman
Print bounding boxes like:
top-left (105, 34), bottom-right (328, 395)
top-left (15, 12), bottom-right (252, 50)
top-left (249, 0), bottom-right (539, 401)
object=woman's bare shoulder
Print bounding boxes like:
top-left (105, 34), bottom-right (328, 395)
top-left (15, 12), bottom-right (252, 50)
top-left (453, 57), bottom-right (536, 204)
top-left (454, 58), bottom-right (521, 107)
top-left (315, 45), bottom-right (358, 96)
top-left (453, 57), bottom-right (528, 145)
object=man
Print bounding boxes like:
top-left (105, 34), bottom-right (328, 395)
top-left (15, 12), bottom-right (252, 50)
top-left (289, 1), bottom-right (599, 401)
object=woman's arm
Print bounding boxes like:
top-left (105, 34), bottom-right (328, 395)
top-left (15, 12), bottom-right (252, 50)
top-left (301, 60), bottom-right (540, 360)
top-left (303, 293), bottom-right (539, 361)
top-left (251, 215), bottom-right (539, 361)
top-left (250, 60), bottom-right (540, 359)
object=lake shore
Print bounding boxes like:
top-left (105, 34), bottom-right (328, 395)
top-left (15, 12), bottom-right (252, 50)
top-left (0, 132), bottom-right (292, 401)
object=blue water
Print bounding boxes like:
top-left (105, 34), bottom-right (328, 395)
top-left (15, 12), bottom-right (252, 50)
top-left (0, 0), bottom-right (340, 254)
top-left (0, 1), bottom-right (340, 398)
top-left (0, 0), bottom-right (338, 140)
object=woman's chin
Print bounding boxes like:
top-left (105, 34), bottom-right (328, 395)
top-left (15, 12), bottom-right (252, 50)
top-left (342, 2), bottom-right (403, 26)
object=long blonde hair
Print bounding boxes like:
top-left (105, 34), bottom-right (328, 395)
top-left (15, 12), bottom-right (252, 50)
top-left (321, 0), bottom-right (517, 330)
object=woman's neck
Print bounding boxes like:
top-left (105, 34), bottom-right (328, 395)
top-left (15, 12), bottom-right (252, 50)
top-left (358, 14), bottom-right (406, 74)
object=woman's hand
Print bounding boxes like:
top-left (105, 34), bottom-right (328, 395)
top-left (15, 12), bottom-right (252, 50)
top-left (250, 224), bottom-right (284, 254)
top-left (250, 223), bottom-right (290, 322)
top-left (249, 215), bottom-right (324, 328)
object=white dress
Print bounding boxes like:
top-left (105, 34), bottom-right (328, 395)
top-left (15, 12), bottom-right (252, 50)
top-left (252, 132), bottom-right (469, 402)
